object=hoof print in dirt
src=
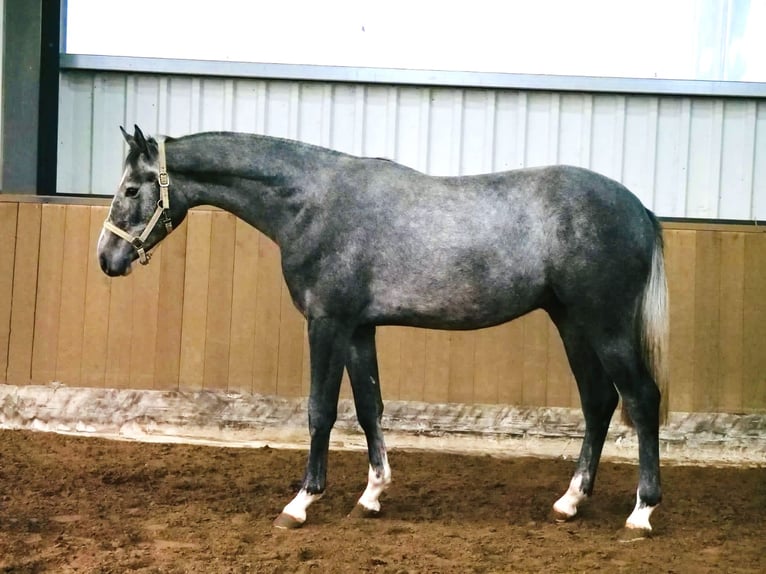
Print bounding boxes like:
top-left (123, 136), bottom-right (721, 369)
top-left (618, 527), bottom-right (653, 543)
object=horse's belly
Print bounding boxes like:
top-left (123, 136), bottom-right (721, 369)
top-left (366, 277), bottom-right (544, 330)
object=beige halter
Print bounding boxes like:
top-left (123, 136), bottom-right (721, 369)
top-left (102, 139), bottom-right (172, 265)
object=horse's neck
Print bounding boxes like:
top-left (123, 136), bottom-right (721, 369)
top-left (166, 133), bottom-right (338, 242)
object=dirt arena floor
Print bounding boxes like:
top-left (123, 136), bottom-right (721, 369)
top-left (0, 430), bottom-right (763, 573)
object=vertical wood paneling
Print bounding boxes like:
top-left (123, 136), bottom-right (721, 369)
top-left (228, 219), bottom-right (261, 394)
top-left (153, 220), bottom-right (188, 390)
top-left (178, 210), bottom-right (212, 391)
top-left (448, 331), bottom-right (475, 404)
top-left (692, 231), bottom-right (721, 412)
top-left (397, 327), bottom-right (427, 402)
top-left (303, 328), bottom-right (317, 399)
top-left (473, 326), bottom-right (504, 405)
top-left (423, 331), bottom-right (450, 403)
top-left (496, 321), bottom-right (525, 406)
top-left (718, 232), bottom-right (745, 412)
top-left (202, 212), bottom-right (236, 391)
top-left (0, 204), bottom-right (18, 382)
top-left (376, 326), bottom-right (401, 400)
top-left (104, 258), bottom-right (133, 389)
top-left (546, 321), bottom-right (574, 408)
top-left (251, 236), bottom-right (282, 395)
top-left (6, 204), bottom-right (41, 385)
top-left (55, 206), bottom-right (91, 385)
top-left (128, 237), bottom-right (162, 390)
top-left (743, 233), bottom-right (766, 411)
top-left (2, 200), bottom-right (765, 416)
top-left (31, 205), bottom-right (66, 384)
top-left (276, 281), bottom-right (305, 398)
top-left (81, 207), bottom-right (112, 388)
top-left (521, 311), bottom-right (549, 407)
top-left (665, 230), bottom-right (696, 412)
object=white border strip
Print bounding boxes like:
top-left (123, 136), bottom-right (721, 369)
top-left (60, 54), bottom-right (766, 99)
top-left (1, 384), bottom-right (763, 466)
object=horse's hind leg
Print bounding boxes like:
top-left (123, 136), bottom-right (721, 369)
top-left (589, 326), bottom-right (662, 533)
top-left (551, 315), bottom-right (619, 522)
top-left (346, 325), bottom-right (391, 518)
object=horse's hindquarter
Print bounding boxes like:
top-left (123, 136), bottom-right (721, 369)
top-left (536, 166), bottom-right (658, 308)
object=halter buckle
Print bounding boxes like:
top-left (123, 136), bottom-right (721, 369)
top-left (158, 171), bottom-right (170, 188)
top-left (160, 209), bottom-right (173, 233)
top-left (138, 249), bottom-right (151, 265)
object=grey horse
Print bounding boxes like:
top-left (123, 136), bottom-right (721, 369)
top-left (97, 126), bottom-right (668, 533)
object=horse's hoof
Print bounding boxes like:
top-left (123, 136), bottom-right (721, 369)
top-left (273, 512), bottom-right (304, 529)
top-left (551, 509), bottom-right (575, 523)
top-left (347, 504), bottom-right (382, 520)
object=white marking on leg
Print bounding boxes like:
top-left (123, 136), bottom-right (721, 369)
top-left (357, 456), bottom-right (392, 512)
top-left (280, 489), bottom-right (323, 524)
top-left (625, 489), bottom-right (656, 531)
top-left (553, 473), bottom-right (588, 519)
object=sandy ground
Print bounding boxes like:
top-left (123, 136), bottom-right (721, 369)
top-left (0, 429), bottom-right (764, 573)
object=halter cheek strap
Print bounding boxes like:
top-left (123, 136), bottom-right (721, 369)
top-left (103, 139), bottom-right (172, 265)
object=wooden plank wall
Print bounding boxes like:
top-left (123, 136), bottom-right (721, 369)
top-left (0, 198), bottom-right (764, 414)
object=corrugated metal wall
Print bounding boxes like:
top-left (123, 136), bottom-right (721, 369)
top-left (57, 70), bottom-right (766, 220)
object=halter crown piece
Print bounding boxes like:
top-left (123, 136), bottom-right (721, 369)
top-left (103, 138), bottom-right (172, 265)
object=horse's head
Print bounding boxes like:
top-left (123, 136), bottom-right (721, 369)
top-left (97, 125), bottom-right (178, 276)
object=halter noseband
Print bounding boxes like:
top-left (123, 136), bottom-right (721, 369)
top-left (103, 139), bottom-right (172, 265)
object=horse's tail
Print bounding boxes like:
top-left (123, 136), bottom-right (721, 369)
top-left (622, 212), bottom-right (669, 427)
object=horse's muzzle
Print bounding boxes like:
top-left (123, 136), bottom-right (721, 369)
top-left (98, 250), bottom-right (132, 277)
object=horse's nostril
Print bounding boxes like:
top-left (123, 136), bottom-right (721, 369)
top-left (99, 251), bottom-right (125, 277)
top-left (98, 252), bottom-right (108, 273)
top-left (98, 251), bottom-right (113, 275)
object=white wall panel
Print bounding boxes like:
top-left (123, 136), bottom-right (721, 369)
top-left (754, 104), bottom-right (766, 218)
top-left (654, 98), bottom-right (691, 217)
top-left (57, 70), bottom-right (766, 220)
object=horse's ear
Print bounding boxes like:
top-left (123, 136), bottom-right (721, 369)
top-left (120, 125), bottom-right (134, 147)
top-left (133, 125), bottom-right (149, 154)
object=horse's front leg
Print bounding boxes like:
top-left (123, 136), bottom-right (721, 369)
top-left (274, 317), bottom-right (350, 529)
top-left (345, 325), bottom-right (391, 518)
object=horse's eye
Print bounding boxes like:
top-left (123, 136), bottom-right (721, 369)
top-left (125, 186), bottom-right (139, 198)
